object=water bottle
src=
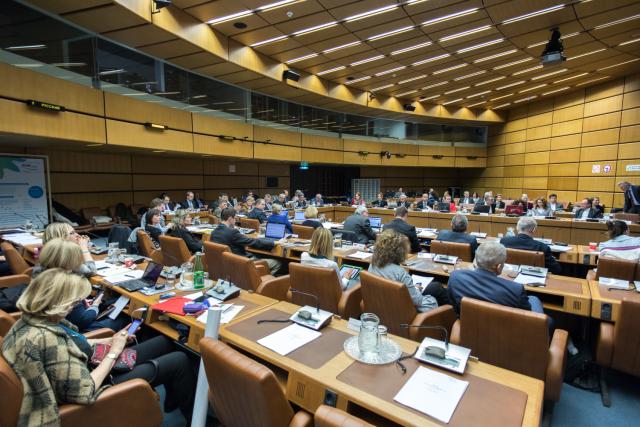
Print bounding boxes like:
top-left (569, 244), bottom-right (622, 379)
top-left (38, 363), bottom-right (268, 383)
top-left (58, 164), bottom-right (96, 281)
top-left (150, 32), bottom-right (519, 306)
top-left (193, 252), bottom-right (204, 289)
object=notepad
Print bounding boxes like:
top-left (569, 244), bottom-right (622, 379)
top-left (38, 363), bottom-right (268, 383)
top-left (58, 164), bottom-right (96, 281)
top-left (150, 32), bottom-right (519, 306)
top-left (105, 270), bottom-right (144, 284)
top-left (349, 251), bottom-right (373, 260)
top-left (257, 323), bottom-right (321, 356)
top-left (394, 366), bottom-right (468, 423)
top-left (513, 273), bottom-right (546, 286)
top-left (108, 295), bottom-right (130, 320)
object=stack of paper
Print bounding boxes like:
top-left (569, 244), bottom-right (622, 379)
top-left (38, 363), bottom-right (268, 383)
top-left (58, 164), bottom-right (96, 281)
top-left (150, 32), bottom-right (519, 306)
top-left (513, 273), bottom-right (546, 286)
top-left (349, 251), bottom-right (373, 260)
top-left (3, 233), bottom-right (42, 245)
top-left (257, 324), bottom-right (321, 356)
top-left (599, 277), bottom-right (630, 289)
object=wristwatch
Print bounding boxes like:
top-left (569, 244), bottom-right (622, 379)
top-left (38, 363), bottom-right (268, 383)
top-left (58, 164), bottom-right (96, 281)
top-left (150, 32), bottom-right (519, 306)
top-left (106, 352), bottom-right (118, 360)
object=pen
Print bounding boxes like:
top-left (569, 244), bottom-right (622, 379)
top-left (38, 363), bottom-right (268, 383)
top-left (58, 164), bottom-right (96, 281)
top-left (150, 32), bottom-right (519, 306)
top-left (125, 274), bottom-right (137, 278)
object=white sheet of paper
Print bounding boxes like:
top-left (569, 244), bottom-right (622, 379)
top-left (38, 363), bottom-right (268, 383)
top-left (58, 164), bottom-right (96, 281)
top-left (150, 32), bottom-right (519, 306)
top-left (96, 266), bottom-right (131, 277)
top-left (599, 277), bottom-right (630, 289)
top-left (349, 251), bottom-right (373, 260)
top-left (197, 305), bottom-right (244, 324)
top-left (184, 291), bottom-right (205, 301)
top-left (411, 274), bottom-right (434, 291)
top-left (105, 270), bottom-right (144, 284)
top-left (549, 245), bottom-right (571, 252)
top-left (470, 232), bottom-right (487, 238)
top-left (109, 295), bottom-right (130, 320)
top-left (394, 366), bottom-right (469, 423)
top-left (257, 323), bottom-right (321, 356)
top-left (417, 252), bottom-right (434, 259)
top-left (513, 273), bottom-right (546, 286)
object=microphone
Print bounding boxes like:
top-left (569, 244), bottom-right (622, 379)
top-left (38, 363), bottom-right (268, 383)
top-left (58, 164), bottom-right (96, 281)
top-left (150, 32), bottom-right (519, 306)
top-left (400, 324), bottom-right (449, 359)
top-left (290, 288), bottom-right (319, 314)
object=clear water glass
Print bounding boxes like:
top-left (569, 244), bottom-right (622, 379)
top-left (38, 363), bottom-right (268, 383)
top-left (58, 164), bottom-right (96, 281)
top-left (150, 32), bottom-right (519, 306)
top-left (107, 242), bottom-right (119, 262)
top-left (358, 313), bottom-right (380, 356)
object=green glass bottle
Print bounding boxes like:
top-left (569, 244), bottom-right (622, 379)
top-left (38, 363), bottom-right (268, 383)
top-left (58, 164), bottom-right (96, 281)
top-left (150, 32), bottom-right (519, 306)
top-left (193, 251), bottom-right (204, 289)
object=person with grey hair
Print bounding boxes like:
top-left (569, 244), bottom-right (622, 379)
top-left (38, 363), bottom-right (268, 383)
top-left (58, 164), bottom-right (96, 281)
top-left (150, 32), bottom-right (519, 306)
top-left (435, 214), bottom-right (479, 257)
top-left (500, 217), bottom-right (561, 274)
top-left (447, 242), bottom-right (544, 315)
top-left (343, 205), bottom-right (376, 244)
top-left (619, 181), bottom-right (640, 213)
top-left (397, 193), bottom-right (411, 209)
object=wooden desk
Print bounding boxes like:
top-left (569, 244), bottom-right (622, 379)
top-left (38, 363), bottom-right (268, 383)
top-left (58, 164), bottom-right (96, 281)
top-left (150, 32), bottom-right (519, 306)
top-left (588, 280), bottom-right (640, 322)
top-left (220, 300), bottom-right (543, 427)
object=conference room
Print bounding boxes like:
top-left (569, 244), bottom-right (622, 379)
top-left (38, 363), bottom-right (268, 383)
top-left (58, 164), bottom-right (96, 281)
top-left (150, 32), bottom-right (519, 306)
top-left (1, 0), bottom-right (639, 426)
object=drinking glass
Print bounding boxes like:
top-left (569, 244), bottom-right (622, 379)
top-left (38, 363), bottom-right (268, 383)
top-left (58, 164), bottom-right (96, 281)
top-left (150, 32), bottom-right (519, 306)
top-left (107, 242), bottom-right (119, 262)
top-left (358, 313), bottom-right (380, 355)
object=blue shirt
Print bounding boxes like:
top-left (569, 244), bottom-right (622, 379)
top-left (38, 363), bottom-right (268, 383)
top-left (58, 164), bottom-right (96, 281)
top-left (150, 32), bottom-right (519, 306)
top-left (267, 212), bottom-right (292, 233)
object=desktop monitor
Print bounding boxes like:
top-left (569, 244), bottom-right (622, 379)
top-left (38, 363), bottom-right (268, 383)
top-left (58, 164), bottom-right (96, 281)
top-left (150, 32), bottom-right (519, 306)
top-left (369, 217), bottom-right (382, 228)
top-left (265, 222), bottom-right (286, 239)
top-left (474, 205), bottom-right (490, 214)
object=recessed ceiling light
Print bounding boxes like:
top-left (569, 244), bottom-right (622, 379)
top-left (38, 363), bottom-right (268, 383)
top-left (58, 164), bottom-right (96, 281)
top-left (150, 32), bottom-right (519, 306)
top-left (317, 65), bottom-right (346, 75)
top-left (474, 76), bottom-right (506, 86)
top-left (553, 72), bottom-right (589, 83)
top-left (422, 81), bottom-right (448, 90)
top-left (576, 76), bottom-right (610, 85)
top-left (619, 38), bottom-right (640, 46)
top-left (86, 143), bottom-right (103, 147)
top-left (375, 66), bottom-right (406, 76)
top-left (259, 0), bottom-right (301, 12)
top-left (345, 5), bottom-right (398, 22)
top-left (467, 90), bottom-right (491, 98)
top-left (344, 76), bottom-right (371, 84)
top-left (439, 25), bottom-right (492, 42)
top-left (456, 38), bottom-right (504, 54)
top-left (566, 49), bottom-right (606, 61)
top-left (501, 4), bottom-right (566, 25)
top-left (490, 93), bottom-right (513, 101)
top-left (432, 63), bottom-right (467, 74)
top-left (286, 53), bottom-right (318, 63)
top-left (519, 83), bottom-right (547, 93)
top-left (466, 100), bottom-right (486, 107)
top-left (368, 26), bottom-right (414, 41)
top-left (207, 10), bottom-right (252, 25)
top-left (444, 86), bottom-right (470, 95)
top-left (542, 86), bottom-right (570, 96)
top-left (512, 65), bottom-right (543, 75)
top-left (293, 22), bottom-right (337, 36)
top-left (514, 95), bottom-right (537, 103)
top-left (530, 68), bottom-right (567, 80)
top-left (493, 58), bottom-right (532, 70)
top-left (496, 81), bottom-right (525, 90)
top-left (420, 94), bottom-right (440, 101)
top-left (492, 102), bottom-right (511, 109)
top-left (597, 58), bottom-right (640, 71)
top-left (412, 53), bottom-right (450, 66)
top-left (391, 41), bottom-right (433, 55)
top-left (323, 41), bottom-right (361, 54)
top-left (421, 8), bottom-right (479, 27)
top-left (594, 13), bottom-right (640, 30)
top-left (396, 89), bottom-right (418, 97)
top-left (442, 98), bottom-right (463, 105)
top-left (473, 49), bottom-right (517, 63)
top-left (233, 22), bottom-right (248, 29)
top-left (5, 44), bottom-right (46, 51)
top-left (250, 35), bottom-right (288, 47)
top-left (371, 84), bottom-right (395, 91)
top-left (350, 55), bottom-right (385, 66)
top-left (398, 74), bottom-right (428, 84)
top-left (454, 70), bottom-right (486, 81)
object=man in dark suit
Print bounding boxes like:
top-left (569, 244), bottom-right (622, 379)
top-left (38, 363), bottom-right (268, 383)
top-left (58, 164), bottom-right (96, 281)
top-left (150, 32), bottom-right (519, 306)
top-left (619, 181), bottom-right (640, 213)
top-left (574, 198), bottom-right (602, 219)
top-left (343, 206), bottom-right (376, 244)
top-left (383, 206), bottom-right (420, 253)
top-left (181, 191), bottom-right (203, 210)
top-left (247, 198), bottom-right (268, 223)
top-left (459, 191), bottom-right (472, 205)
top-left (310, 194), bottom-right (324, 207)
top-left (371, 193), bottom-right (388, 208)
top-left (415, 193), bottom-right (431, 210)
top-left (447, 241), bottom-right (544, 315)
top-left (494, 194), bottom-right (506, 209)
top-left (161, 193), bottom-right (175, 211)
top-left (500, 217), bottom-right (562, 274)
top-left (396, 193), bottom-right (412, 209)
top-left (210, 208), bottom-right (281, 274)
top-left (435, 214), bottom-right (479, 257)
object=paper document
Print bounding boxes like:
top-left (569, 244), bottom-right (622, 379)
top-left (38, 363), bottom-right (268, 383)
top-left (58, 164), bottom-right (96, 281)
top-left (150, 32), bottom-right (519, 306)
top-left (534, 237), bottom-right (553, 245)
top-left (417, 252), bottom-right (434, 259)
top-left (394, 366), bottom-right (469, 423)
top-left (257, 323), bottom-right (321, 356)
top-left (197, 305), bottom-right (244, 324)
top-left (411, 274), bottom-right (434, 292)
top-left (349, 251), bottom-right (372, 260)
top-left (514, 273), bottom-right (546, 286)
top-left (599, 277), bottom-right (630, 289)
top-left (109, 295), bottom-right (130, 320)
top-left (549, 245), bottom-right (571, 252)
top-left (96, 266), bottom-right (131, 277)
top-left (469, 232), bottom-right (487, 238)
top-left (105, 270), bottom-right (144, 284)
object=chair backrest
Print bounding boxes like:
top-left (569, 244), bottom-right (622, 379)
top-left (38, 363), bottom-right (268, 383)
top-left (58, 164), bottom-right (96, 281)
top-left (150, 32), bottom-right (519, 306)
top-left (0, 242), bottom-right (30, 275)
top-left (240, 217), bottom-right (260, 232)
top-left (611, 298), bottom-right (640, 376)
top-left (330, 228), bottom-right (358, 243)
top-left (136, 231), bottom-right (162, 265)
top-left (457, 298), bottom-right (549, 380)
top-left (289, 263), bottom-right (343, 314)
top-left (0, 337), bottom-right (23, 427)
top-left (596, 257), bottom-right (637, 281)
top-left (292, 224), bottom-right (315, 239)
top-left (203, 241), bottom-right (230, 280)
top-left (199, 338), bottom-right (295, 427)
top-left (359, 271), bottom-right (417, 337)
top-left (431, 240), bottom-right (472, 262)
top-left (315, 405), bottom-right (374, 427)
top-left (0, 310), bottom-right (16, 338)
top-left (221, 252), bottom-right (262, 291)
top-left (612, 212), bottom-right (639, 223)
top-left (506, 248), bottom-right (545, 267)
top-left (158, 235), bottom-right (191, 267)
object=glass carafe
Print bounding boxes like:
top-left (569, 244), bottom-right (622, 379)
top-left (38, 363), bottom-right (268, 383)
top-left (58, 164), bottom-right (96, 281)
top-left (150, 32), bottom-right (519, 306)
top-left (358, 313), bottom-right (380, 356)
top-left (179, 262), bottom-right (194, 287)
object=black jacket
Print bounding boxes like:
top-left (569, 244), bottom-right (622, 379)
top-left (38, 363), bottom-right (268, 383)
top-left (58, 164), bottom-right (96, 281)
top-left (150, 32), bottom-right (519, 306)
top-left (383, 218), bottom-right (420, 253)
top-left (248, 208), bottom-right (268, 224)
top-left (435, 230), bottom-right (479, 258)
top-left (301, 219), bottom-right (322, 229)
top-left (210, 223), bottom-right (274, 257)
top-left (181, 199), bottom-right (203, 210)
top-left (623, 184), bottom-right (640, 212)
top-left (168, 226), bottom-right (203, 254)
top-left (343, 214), bottom-right (376, 244)
top-left (371, 199), bottom-right (388, 208)
top-left (574, 208), bottom-right (602, 219)
top-left (415, 200), bottom-right (430, 210)
top-left (144, 224), bottom-right (162, 247)
top-left (500, 233), bottom-right (562, 274)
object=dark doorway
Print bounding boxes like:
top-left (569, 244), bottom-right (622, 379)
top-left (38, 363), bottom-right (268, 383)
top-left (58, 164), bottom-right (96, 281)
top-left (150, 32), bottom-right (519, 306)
top-left (290, 164), bottom-right (360, 202)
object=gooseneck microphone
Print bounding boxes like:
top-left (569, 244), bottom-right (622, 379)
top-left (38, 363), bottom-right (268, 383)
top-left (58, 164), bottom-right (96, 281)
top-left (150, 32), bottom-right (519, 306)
top-left (400, 324), bottom-right (449, 359)
top-left (290, 288), bottom-right (320, 314)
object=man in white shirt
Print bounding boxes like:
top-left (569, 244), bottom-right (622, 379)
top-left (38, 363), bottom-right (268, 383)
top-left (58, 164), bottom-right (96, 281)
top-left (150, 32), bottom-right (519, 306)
top-left (548, 194), bottom-right (564, 212)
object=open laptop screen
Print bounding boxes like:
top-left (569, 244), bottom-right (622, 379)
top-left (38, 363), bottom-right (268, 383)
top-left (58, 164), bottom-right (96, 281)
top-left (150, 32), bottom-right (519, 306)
top-left (265, 222), bottom-right (286, 239)
top-left (294, 211), bottom-right (306, 221)
top-left (369, 217), bottom-right (382, 228)
top-left (141, 261), bottom-right (163, 284)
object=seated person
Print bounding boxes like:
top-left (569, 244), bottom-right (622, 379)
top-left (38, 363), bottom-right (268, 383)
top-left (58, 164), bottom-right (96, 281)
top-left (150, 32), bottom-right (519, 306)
top-left (473, 193), bottom-right (494, 213)
top-left (574, 198), bottom-right (603, 219)
top-left (267, 203), bottom-right (293, 233)
top-left (144, 209), bottom-right (166, 247)
top-left (368, 230), bottom-right (447, 310)
top-left (211, 208), bottom-right (281, 274)
top-left (277, 193), bottom-right (287, 206)
top-left (459, 191), bottom-right (472, 205)
top-left (439, 194), bottom-right (457, 212)
top-left (350, 192), bottom-right (365, 206)
top-left (528, 197), bottom-right (551, 217)
top-left (520, 193), bottom-right (533, 210)
top-left (264, 193), bottom-right (273, 211)
top-left (598, 220), bottom-right (640, 255)
top-left (435, 214), bottom-right (479, 258)
top-left (140, 198), bottom-right (169, 231)
top-left (415, 193), bottom-right (431, 210)
top-left (447, 242), bottom-right (544, 315)
top-left (593, 196), bottom-right (605, 216)
top-left (383, 206), bottom-right (420, 253)
top-left (343, 206), bottom-right (376, 244)
top-left (293, 195), bottom-right (308, 209)
top-left (547, 194), bottom-right (563, 212)
top-left (244, 196), bottom-right (255, 212)
top-left (494, 193), bottom-right (506, 209)
top-left (302, 206), bottom-right (322, 228)
top-left (41, 222), bottom-right (97, 276)
top-left (181, 191), bottom-right (204, 210)
top-left (310, 193), bottom-right (324, 207)
top-left (248, 198), bottom-right (268, 223)
top-left (160, 192), bottom-right (174, 211)
top-left (371, 192), bottom-right (388, 208)
top-left (397, 193), bottom-right (411, 209)
top-left (3, 268), bottom-right (196, 424)
top-left (213, 200), bottom-right (228, 220)
top-left (500, 217), bottom-right (562, 274)
top-left (510, 199), bottom-right (528, 215)
top-left (33, 239), bottom-right (127, 332)
top-left (300, 228), bottom-right (339, 275)
top-left (471, 191), bottom-right (480, 204)
top-left (167, 209), bottom-right (203, 254)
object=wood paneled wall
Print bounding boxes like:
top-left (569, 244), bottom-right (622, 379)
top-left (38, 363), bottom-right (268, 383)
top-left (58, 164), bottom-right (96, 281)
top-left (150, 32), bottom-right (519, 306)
top-left (462, 73), bottom-right (640, 209)
top-left (360, 167), bottom-right (460, 196)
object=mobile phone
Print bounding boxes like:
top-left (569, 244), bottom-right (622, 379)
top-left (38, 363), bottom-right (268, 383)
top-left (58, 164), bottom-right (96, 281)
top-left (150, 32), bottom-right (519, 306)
top-left (127, 319), bottom-right (143, 336)
top-left (95, 290), bottom-right (105, 301)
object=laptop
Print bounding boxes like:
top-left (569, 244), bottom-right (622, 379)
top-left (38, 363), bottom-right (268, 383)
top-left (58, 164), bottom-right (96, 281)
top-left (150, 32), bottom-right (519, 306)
top-left (437, 202), bottom-right (450, 212)
top-left (294, 211), bottom-right (306, 221)
top-left (264, 222), bottom-right (287, 241)
top-left (505, 205), bottom-right (524, 216)
top-left (118, 261), bottom-right (164, 292)
top-left (369, 217), bottom-right (382, 229)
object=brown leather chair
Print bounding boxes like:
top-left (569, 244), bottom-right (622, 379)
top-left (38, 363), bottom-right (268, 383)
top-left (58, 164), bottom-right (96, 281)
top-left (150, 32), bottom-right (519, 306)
top-left (450, 298), bottom-right (568, 403)
top-left (431, 240), bottom-right (473, 262)
top-left (158, 235), bottom-right (194, 267)
top-left (136, 231), bottom-right (162, 265)
top-left (199, 338), bottom-right (312, 427)
top-left (0, 337), bottom-right (162, 427)
top-left (314, 405), bottom-right (374, 427)
top-left (506, 248), bottom-right (545, 267)
top-left (288, 263), bottom-right (362, 320)
top-left (292, 224), bottom-right (315, 239)
top-left (0, 243), bottom-right (30, 275)
top-left (221, 252), bottom-right (289, 300)
top-left (596, 298), bottom-right (640, 406)
top-left (81, 207), bottom-right (116, 231)
top-left (240, 217), bottom-right (260, 232)
top-left (612, 212), bottom-right (639, 223)
top-left (203, 241), bottom-right (230, 280)
top-left (595, 257), bottom-right (638, 282)
top-left (1, 310), bottom-right (113, 339)
top-left (359, 271), bottom-right (456, 341)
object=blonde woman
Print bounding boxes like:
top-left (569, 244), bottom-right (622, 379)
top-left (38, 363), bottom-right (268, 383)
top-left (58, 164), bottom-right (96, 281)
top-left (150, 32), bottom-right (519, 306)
top-left (40, 222), bottom-right (96, 276)
top-left (368, 230), bottom-right (441, 312)
top-left (167, 209), bottom-right (202, 253)
top-left (302, 205), bottom-right (321, 229)
top-left (301, 228), bottom-right (339, 273)
top-left (2, 268), bottom-right (196, 425)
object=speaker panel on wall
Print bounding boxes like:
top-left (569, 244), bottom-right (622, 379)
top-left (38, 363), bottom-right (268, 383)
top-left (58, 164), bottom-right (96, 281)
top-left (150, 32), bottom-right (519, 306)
top-left (266, 176), bottom-right (279, 187)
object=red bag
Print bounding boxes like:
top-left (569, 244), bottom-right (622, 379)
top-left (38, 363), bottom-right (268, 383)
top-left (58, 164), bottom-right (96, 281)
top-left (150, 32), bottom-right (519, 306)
top-left (91, 343), bottom-right (136, 372)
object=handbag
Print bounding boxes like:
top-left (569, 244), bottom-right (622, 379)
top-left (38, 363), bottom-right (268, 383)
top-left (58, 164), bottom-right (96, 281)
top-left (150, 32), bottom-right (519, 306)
top-left (91, 343), bottom-right (137, 372)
